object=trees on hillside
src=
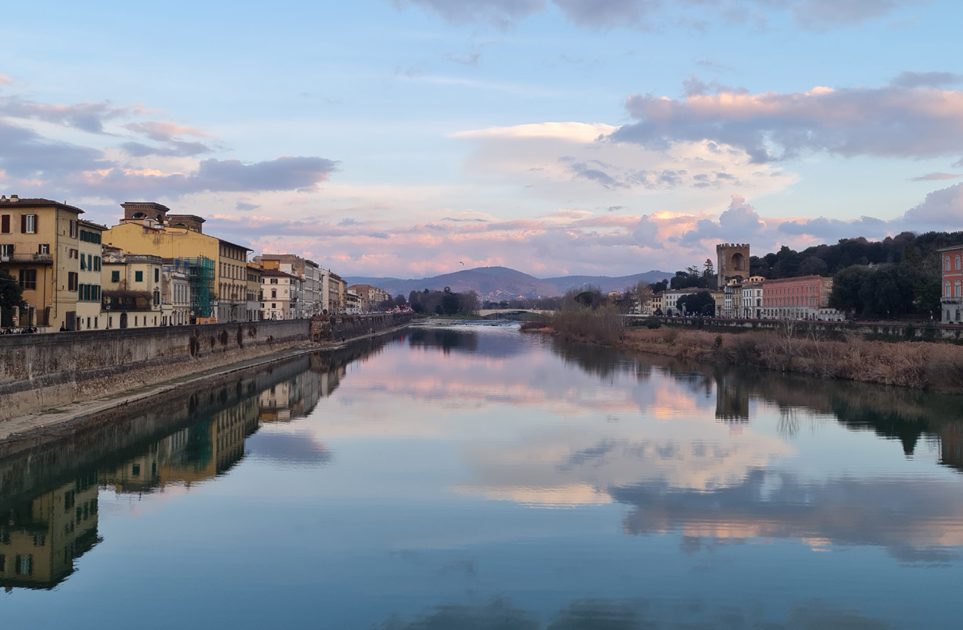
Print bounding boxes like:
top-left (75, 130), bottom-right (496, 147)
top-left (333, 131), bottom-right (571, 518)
top-left (676, 291), bottom-right (716, 316)
top-left (407, 288), bottom-right (479, 316)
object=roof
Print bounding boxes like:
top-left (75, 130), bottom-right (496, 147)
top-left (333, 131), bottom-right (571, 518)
top-left (261, 268), bottom-right (298, 279)
top-left (78, 219), bottom-right (108, 231)
top-left (0, 197), bottom-right (85, 214)
top-left (937, 245), bottom-right (963, 252)
top-left (761, 275), bottom-right (831, 284)
top-left (217, 237), bottom-right (253, 252)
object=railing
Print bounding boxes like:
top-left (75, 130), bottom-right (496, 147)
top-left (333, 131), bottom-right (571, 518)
top-left (3, 253), bottom-right (54, 264)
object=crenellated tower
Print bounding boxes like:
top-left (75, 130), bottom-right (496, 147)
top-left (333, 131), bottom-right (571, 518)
top-left (716, 243), bottom-right (750, 289)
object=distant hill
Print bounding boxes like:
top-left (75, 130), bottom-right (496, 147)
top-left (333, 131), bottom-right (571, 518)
top-left (345, 266), bottom-right (671, 301)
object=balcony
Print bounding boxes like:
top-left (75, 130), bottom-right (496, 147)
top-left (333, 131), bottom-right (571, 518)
top-left (941, 296), bottom-right (962, 305)
top-left (1, 253), bottom-right (54, 265)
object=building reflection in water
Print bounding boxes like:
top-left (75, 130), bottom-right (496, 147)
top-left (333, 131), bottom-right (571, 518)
top-left (0, 337), bottom-right (393, 591)
top-left (0, 473), bottom-right (100, 590)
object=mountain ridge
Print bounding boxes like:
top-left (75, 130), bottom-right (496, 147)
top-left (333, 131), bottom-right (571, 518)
top-left (345, 266), bottom-right (672, 301)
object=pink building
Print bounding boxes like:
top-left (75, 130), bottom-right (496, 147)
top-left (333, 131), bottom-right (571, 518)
top-left (761, 275), bottom-right (842, 321)
top-left (940, 245), bottom-right (963, 323)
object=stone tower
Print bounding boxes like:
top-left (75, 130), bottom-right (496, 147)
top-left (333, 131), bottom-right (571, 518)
top-left (716, 243), bottom-right (750, 289)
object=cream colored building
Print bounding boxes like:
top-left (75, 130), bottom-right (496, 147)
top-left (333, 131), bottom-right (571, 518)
top-left (101, 248), bottom-right (163, 329)
top-left (261, 268), bottom-right (299, 320)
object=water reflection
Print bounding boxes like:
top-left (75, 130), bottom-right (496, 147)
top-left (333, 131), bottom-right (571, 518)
top-left (381, 597), bottom-right (889, 630)
top-left (0, 335), bottom-right (395, 590)
top-left (2, 325), bottom-right (963, 627)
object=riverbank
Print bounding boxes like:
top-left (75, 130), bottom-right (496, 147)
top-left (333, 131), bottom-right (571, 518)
top-left (527, 319), bottom-right (963, 392)
top-left (0, 319), bottom-right (411, 432)
top-left (622, 326), bottom-right (963, 392)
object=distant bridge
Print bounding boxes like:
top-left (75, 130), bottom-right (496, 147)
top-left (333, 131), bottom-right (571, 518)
top-left (477, 309), bottom-right (553, 318)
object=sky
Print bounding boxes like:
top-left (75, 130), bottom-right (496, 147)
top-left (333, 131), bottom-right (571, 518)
top-left (1, 0), bottom-right (962, 278)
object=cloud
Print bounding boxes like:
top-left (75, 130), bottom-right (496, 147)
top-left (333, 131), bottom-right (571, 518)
top-left (397, 0), bottom-right (544, 27)
top-left (125, 121), bottom-right (209, 141)
top-left (903, 182), bottom-right (963, 226)
top-left (891, 70), bottom-right (963, 88)
top-left (0, 74), bottom-right (12, 86)
top-left (680, 194), bottom-right (765, 243)
top-left (0, 120), bottom-right (104, 177)
top-left (910, 172), bottom-right (963, 182)
top-left (0, 95), bottom-right (131, 133)
top-left (445, 51), bottom-right (482, 66)
top-left (400, 0), bottom-right (921, 30)
top-left (79, 156), bottom-right (338, 197)
top-left (612, 81), bottom-right (963, 163)
top-left (245, 430), bottom-right (331, 466)
top-left (120, 140), bottom-right (212, 157)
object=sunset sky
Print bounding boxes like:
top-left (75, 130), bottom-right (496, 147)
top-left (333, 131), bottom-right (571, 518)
top-left (2, 0), bottom-right (962, 277)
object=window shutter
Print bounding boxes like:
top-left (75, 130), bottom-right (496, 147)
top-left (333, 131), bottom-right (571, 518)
top-left (21, 215), bottom-right (26, 233)
top-left (1, 215), bottom-right (8, 233)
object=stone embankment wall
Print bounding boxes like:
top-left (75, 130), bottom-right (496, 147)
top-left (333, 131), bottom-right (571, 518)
top-left (629, 315), bottom-right (963, 343)
top-left (0, 313), bottom-right (411, 422)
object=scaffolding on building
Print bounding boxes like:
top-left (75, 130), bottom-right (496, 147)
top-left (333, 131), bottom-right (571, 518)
top-left (180, 256), bottom-right (215, 319)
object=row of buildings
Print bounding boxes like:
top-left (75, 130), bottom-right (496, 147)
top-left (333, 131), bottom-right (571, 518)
top-left (0, 196), bottom-right (393, 331)
top-left (643, 241), bottom-right (963, 324)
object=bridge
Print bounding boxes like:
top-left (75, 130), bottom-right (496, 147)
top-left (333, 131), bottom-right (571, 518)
top-left (477, 309), bottom-right (553, 318)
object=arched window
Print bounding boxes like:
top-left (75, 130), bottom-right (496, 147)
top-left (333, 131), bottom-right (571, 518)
top-left (947, 281), bottom-right (953, 297)
top-left (957, 256), bottom-right (962, 271)
top-left (947, 256), bottom-right (953, 271)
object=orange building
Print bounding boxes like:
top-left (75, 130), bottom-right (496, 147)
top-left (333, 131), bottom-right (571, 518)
top-left (761, 275), bottom-right (843, 321)
top-left (940, 245), bottom-right (963, 324)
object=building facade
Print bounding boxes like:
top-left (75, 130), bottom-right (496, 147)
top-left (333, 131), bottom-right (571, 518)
top-left (76, 220), bottom-right (106, 331)
top-left (260, 268), bottom-right (299, 320)
top-left (255, 254), bottom-right (322, 317)
top-left (348, 283), bottom-right (391, 312)
top-left (941, 245), bottom-right (963, 323)
top-left (246, 263), bottom-right (263, 321)
top-left (0, 196), bottom-right (85, 330)
top-left (101, 249), bottom-right (163, 329)
top-left (104, 202), bottom-right (249, 323)
top-left (717, 243), bottom-right (750, 289)
top-left (760, 275), bottom-right (842, 321)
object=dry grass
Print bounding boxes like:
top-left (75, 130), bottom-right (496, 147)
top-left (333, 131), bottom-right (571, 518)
top-left (623, 326), bottom-right (963, 391)
top-left (551, 307), bottom-right (625, 346)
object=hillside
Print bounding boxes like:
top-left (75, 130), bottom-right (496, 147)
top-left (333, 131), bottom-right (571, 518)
top-left (345, 266), bottom-right (671, 301)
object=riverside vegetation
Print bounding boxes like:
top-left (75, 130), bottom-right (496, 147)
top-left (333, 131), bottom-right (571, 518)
top-left (535, 291), bottom-right (963, 392)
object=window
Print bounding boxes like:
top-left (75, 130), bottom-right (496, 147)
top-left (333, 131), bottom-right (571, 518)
top-left (0, 554), bottom-right (5, 572)
top-left (135, 270), bottom-right (143, 282)
top-left (15, 554), bottom-right (32, 576)
top-left (39, 243), bottom-right (50, 255)
top-left (21, 214), bottom-right (37, 234)
top-left (271, 289), bottom-right (277, 299)
top-left (68, 272), bottom-right (78, 292)
top-left (18, 269), bottom-right (36, 290)
top-left (957, 256), bottom-right (962, 271)
top-left (69, 220), bottom-right (78, 238)
top-left (94, 256), bottom-right (101, 271)
top-left (111, 270), bottom-right (120, 283)
top-left (0, 243), bottom-right (12, 258)
top-left (80, 254), bottom-right (86, 270)
top-left (947, 256), bottom-right (953, 271)
top-left (154, 268), bottom-right (159, 283)
top-left (0, 214), bottom-right (9, 233)
top-left (33, 534), bottom-right (46, 547)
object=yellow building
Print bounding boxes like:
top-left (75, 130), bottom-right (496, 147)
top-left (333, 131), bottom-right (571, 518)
top-left (0, 473), bottom-right (100, 589)
top-left (103, 202), bottom-right (250, 322)
top-left (0, 196), bottom-right (85, 330)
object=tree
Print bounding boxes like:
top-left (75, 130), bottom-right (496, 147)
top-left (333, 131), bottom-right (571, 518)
top-left (677, 291), bottom-right (715, 316)
top-left (0, 270), bottom-right (23, 326)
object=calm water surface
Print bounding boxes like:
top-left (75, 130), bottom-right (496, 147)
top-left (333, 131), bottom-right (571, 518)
top-left (3, 323), bottom-right (963, 628)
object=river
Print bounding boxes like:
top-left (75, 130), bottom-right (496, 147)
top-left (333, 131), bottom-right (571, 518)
top-left (2, 323), bottom-right (963, 628)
